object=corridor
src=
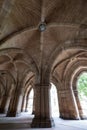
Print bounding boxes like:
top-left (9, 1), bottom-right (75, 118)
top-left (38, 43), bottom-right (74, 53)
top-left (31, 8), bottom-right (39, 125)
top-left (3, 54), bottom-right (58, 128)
top-left (0, 112), bottom-right (87, 130)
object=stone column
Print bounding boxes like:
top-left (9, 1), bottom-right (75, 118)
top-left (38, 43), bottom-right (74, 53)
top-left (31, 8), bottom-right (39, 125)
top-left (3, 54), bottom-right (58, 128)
top-left (31, 84), bottom-right (54, 128)
top-left (21, 95), bottom-right (27, 112)
top-left (58, 88), bottom-right (80, 120)
top-left (4, 96), bottom-right (11, 113)
top-left (74, 89), bottom-right (87, 119)
top-left (0, 98), bottom-right (2, 106)
top-left (21, 95), bottom-right (25, 112)
top-left (6, 87), bottom-right (23, 117)
top-left (0, 94), bottom-right (10, 113)
top-left (32, 92), bottom-right (35, 114)
top-left (25, 95), bottom-right (28, 112)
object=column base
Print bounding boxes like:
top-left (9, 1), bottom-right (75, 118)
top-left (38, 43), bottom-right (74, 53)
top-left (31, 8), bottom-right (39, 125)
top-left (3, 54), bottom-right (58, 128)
top-left (80, 114), bottom-right (87, 120)
top-left (6, 112), bottom-right (16, 117)
top-left (32, 110), bottom-right (35, 114)
top-left (0, 108), bottom-right (5, 114)
top-left (6, 111), bottom-right (22, 117)
top-left (31, 117), bottom-right (55, 128)
top-left (60, 114), bottom-right (80, 120)
top-left (25, 109), bottom-right (28, 112)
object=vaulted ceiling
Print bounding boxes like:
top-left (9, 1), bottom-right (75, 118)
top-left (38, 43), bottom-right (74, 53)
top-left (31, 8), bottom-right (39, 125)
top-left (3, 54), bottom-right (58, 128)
top-left (0, 0), bottom-right (87, 86)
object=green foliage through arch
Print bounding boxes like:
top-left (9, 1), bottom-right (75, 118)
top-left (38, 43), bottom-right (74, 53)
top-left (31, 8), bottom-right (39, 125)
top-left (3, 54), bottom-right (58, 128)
top-left (77, 72), bottom-right (87, 99)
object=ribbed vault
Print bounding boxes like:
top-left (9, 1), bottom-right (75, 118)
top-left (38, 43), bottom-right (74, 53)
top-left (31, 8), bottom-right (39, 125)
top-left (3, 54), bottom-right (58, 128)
top-left (0, 0), bottom-right (87, 128)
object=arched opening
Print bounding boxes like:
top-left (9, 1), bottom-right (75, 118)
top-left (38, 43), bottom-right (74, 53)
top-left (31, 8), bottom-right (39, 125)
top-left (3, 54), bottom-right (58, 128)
top-left (26, 89), bottom-right (34, 114)
top-left (50, 83), bottom-right (59, 117)
top-left (22, 86), bottom-right (34, 115)
top-left (77, 72), bottom-right (87, 115)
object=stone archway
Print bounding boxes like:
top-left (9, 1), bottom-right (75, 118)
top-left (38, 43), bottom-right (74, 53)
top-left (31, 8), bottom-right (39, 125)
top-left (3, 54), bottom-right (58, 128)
top-left (72, 67), bottom-right (87, 119)
top-left (26, 88), bottom-right (34, 114)
top-left (66, 61), bottom-right (87, 119)
top-left (50, 83), bottom-right (59, 117)
top-left (77, 71), bottom-right (87, 116)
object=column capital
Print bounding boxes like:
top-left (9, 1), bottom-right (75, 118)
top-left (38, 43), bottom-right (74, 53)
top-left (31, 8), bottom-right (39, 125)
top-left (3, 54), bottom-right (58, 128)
top-left (34, 84), bottom-right (50, 89)
top-left (15, 87), bottom-right (23, 95)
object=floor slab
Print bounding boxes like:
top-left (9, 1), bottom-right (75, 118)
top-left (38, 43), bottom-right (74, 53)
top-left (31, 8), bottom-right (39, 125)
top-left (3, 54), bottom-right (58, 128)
top-left (0, 112), bottom-right (87, 130)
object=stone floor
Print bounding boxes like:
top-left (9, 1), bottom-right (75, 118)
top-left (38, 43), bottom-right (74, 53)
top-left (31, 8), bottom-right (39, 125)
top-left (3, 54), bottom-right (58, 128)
top-left (0, 112), bottom-right (87, 130)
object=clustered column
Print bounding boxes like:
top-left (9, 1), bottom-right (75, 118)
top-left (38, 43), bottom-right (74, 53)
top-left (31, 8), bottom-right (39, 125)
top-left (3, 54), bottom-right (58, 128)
top-left (31, 84), bottom-right (54, 128)
top-left (73, 89), bottom-right (87, 119)
top-left (0, 94), bottom-right (10, 113)
top-left (6, 87), bottom-right (23, 117)
top-left (58, 88), bottom-right (80, 119)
